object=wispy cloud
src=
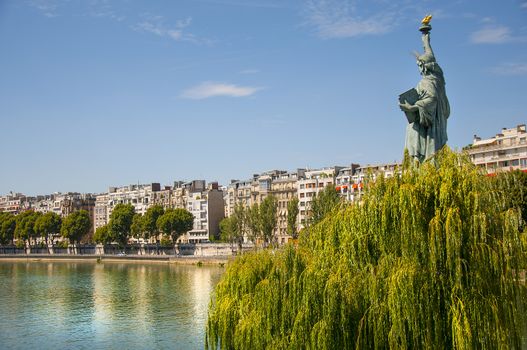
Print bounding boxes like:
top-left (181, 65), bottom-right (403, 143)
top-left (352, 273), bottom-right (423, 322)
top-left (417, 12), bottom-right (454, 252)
top-left (180, 82), bottom-right (262, 99)
top-left (490, 62), bottom-right (527, 76)
top-left (521, 2), bottom-right (527, 9)
top-left (470, 25), bottom-right (514, 44)
top-left (134, 14), bottom-right (210, 45)
top-left (303, 0), bottom-right (404, 39)
top-left (88, 0), bottom-right (126, 22)
top-left (27, 0), bottom-right (59, 17)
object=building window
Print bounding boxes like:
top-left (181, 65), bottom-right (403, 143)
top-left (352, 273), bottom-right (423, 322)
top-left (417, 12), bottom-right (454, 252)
top-left (521, 159), bottom-right (527, 167)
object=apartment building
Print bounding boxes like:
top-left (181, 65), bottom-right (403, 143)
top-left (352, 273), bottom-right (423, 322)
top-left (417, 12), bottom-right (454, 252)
top-left (297, 166), bottom-right (344, 229)
top-left (224, 179), bottom-right (252, 217)
top-left (466, 124), bottom-right (527, 173)
top-left (94, 180), bottom-right (224, 243)
top-left (94, 183), bottom-right (162, 231)
top-left (182, 181), bottom-right (224, 243)
top-left (335, 164), bottom-right (360, 202)
top-left (0, 192), bottom-right (30, 214)
top-left (271, 170), bottom-right (305, 244)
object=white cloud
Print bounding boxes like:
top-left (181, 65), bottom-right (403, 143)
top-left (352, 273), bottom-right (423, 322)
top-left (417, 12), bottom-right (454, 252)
top-left (521, 2), bottom-right (527, 9)
top-left (180, 82), bottom-right (262, 99)
top-left (470, 26), bottom-right (513, 44)
top-left (303, 0), bottom-right (398, 39)
top-left (134, 15), bottom-right (209, 44)
top-left (490, 62), bottom-right (527, 76)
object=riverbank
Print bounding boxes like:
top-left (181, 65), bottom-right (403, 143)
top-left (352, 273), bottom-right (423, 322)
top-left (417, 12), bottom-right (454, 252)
top-left (0, 254), bottom-right (230, 266)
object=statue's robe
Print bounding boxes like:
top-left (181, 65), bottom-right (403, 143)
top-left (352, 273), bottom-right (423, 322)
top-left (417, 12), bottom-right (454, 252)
top-left (405, 66), bottom-right (450, 162)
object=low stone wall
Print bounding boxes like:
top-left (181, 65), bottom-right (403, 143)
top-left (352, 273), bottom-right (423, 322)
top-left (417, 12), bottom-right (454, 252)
top-left (0, 243), bottom-right (254, 259)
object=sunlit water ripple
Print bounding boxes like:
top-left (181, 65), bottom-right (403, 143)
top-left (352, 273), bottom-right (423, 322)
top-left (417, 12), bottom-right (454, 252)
top-left (0, 261), bottom-right (224, 350)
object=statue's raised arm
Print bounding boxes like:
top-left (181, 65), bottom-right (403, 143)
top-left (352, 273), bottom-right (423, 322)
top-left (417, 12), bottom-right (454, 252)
top-left (421, 33), bottom-right (435, 61)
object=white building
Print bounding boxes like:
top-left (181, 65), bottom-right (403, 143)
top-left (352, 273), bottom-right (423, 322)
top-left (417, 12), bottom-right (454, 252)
top-left (297, 166), bottom-right (344, 229)
top-left (466, 124), bottom-right (527, 173)
top-left (182, 181), bottom-right (224, 243)
top-left (94, 183), bottom-right (161, 231)
top-left (94, 180), bottom-right (224, 243)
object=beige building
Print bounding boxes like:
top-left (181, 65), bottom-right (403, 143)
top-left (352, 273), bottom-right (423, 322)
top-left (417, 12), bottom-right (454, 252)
top-left (224, 170), bottom-right (306, 244)
top-left (224, 179), bottom-right (252, 217)
top-left (271, 170), bottom-right (304, 244)
top-left (466, 124), bottom-right (527, 173)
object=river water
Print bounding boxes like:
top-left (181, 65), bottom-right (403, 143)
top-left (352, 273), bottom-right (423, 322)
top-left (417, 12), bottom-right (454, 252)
top-left (0, 261), bottom-right (224, 350)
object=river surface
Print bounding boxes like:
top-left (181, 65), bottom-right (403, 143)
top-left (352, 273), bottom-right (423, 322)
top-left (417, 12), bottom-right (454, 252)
top-left (0, 261), bottom-right (224, 350)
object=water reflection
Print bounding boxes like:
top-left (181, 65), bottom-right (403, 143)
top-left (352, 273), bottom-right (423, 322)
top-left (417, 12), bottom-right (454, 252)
top-left (0, 261), bottom-right (223, 350)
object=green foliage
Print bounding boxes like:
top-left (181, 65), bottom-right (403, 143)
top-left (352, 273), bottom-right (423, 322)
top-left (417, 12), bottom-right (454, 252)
top-left (15, 210), bottom-right (42, 243)
top-left (222, 204), bottom-right (248, 252)
top-left (159, 235), bottom-right (173, 247)
top-left (492, 169), bottom-right (527, 227)
top-left (246, 204), bottom-right (261, 243)
top-left (130, 213), bottom-right (144, 239)
top-left (61, 210), bottom-right (91, 244)
top-left (93, 225), bottom-right (111, 244)
top-left (287, 197), bottom-right (299, 239)
top-left (55, 241), bottom-right (69, 249)
top-left (143, 205), bottom-right (164, 239)
top-left (34, 212), bottom-right (61, 242)
top-left (259, 195), bottom-right (278, 245)
top-left (0, 212), bottom-right (16, 244)
top-left (108, 204), bottom-right (135, 246)
top-left (219, 217), bottom-right (235, 243)
top-left (156, 208), bottom-right (194, 242)
top-left (207, 149), bottom-right (527, 349)
top-left (309, 184), bottom-right (342, 226)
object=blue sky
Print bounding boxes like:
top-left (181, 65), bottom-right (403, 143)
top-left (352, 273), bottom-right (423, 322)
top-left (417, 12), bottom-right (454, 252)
top-left (0, 0), bottom-right (526, 195)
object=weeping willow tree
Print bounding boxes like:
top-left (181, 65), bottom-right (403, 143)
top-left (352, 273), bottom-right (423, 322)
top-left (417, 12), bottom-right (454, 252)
top-left (207, 149), bottom-right (527, 349)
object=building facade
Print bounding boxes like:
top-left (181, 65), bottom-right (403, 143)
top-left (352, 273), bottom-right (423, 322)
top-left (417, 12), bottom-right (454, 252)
top-left (94, 180), bottom-right (224, 243)
top-left (466, 124), bottom-right (527, 173)
top-left (297, 166), bottom-right (344, 229)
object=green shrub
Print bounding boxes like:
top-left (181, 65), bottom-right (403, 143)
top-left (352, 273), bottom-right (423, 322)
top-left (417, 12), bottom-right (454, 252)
top-left (55, 241), bottom-right (69, 249)
top-left (160, 236), bottom-right (173, 248)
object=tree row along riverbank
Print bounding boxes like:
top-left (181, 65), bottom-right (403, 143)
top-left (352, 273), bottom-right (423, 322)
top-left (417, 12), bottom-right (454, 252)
top-left (0, 254), bottom-right (229, 265)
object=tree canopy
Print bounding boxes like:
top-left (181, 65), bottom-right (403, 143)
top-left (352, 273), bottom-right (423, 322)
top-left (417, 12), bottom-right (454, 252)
top-left (130, 213), bottom-right (144, 239)
top-left (108, 203), bottom-right (135, 246)
top-left (259, 195), bottom-right (278, 245)
top-left (93, 225), bottom-right (111, 244)
top-left (286, 197), bottom-right (299, 239)
top-left (0, 213), bottom-right (16, 244)
top-left (34, 212), bottom-right (62, 243)
top-left (14, 210), bottom-right (42, 243)
top-left (308, 183), bottom-right (341, 226)
top-left (156, 208), bottom-right (194, 242)
top-left (60, 210), bottom-right (91, 244)
top-left (143, 205), bottom-right (164, 239)
top-left (207, 149), bottom-right (527, 349)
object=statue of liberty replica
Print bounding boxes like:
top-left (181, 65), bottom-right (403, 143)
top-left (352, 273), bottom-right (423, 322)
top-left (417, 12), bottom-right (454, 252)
top-left (399, 15), bottom-right (450, 163)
